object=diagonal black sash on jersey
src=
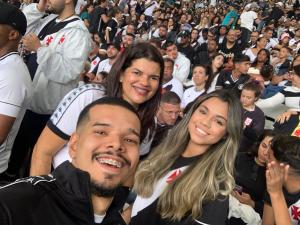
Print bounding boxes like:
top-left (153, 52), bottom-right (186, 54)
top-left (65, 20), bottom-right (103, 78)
top-left (26, 17), bottom-right (79, 80)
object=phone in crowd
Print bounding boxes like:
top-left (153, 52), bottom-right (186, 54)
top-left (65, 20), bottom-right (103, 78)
top-left (234, 185), bottom-right (243, 195)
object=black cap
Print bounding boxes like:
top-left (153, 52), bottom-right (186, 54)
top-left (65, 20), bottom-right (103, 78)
top-left (0, 2), bottom-right (27, 36)
top-left (179, 30), bottom-right (191, 38)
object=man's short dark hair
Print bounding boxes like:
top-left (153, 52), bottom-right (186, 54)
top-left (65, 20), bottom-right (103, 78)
top-left (158, 24), bottom-right (167, 30)
top-left (162, 41), bottom-right (176, 50)
top-left (76, 97), bottom-right (140, 129)
top-left (163, 56), bottom-right (174, 66)
top-left (271, 135), bottom-right (300, 176)
top-left (264, 27), bottom-right (273, 33)
top-left (242, 81), bottom-right (262, 98)
top-left (161, 91), bottom-right (181, 105)
top-left (126, 33), bottom-right (136, 39)
top-left (202, 28), bottom-right (209, 34)
top-left (233, 54), bottom-right (250, 64)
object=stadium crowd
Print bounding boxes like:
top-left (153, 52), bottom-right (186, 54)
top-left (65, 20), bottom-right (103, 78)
top-left (0, 0), bottom-right (300, 224)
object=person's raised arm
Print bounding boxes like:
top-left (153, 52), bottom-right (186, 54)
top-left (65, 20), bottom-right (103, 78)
top-left (265, 162), bottom-right (292, 225)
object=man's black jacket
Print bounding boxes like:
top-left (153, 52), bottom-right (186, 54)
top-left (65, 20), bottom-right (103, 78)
top-left (0, 162), bottom-right (127, 225)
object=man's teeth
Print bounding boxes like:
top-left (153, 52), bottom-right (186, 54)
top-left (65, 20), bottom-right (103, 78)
top-left (98, 158), bottom-right (122, 168)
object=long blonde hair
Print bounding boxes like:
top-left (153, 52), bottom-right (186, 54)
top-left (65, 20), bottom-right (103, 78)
top-left (133, 90), bottom-right (242, 221)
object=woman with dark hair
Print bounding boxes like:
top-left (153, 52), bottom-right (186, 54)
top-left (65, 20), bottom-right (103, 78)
top-left (181, 64), bottom-right (213, 110)
top-left (208, 53), bottom-right (225, 92)
top-left (244, 37), bottom-right (268, 63)
top-left (29, 42), bottom-right (164, 176)
top-left (227, 130), bottom-right (277, 225)
top-left (247, 49), bottom-right (271, 79)
top-left (79, 3), bottom-right (94, 28)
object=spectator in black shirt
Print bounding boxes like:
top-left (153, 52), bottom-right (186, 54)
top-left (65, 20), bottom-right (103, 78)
top-left (177, 30), bottom-right (194, 62)
top-left (197, 29), bottom-right (216, 52)
top-left (158, 24), bottom-right (168, 45)
top-left (216, 54), bottom-right (251, 95)
top-left (267, 2), bottom-right (285, 26)
top-left (190, 28), bottom-right (200, 52)
top-left (105, 7), bottom-right (122, 44)
top-left (89, 0), bottom-right (109, 39)
top-left (219, 29), bottom-right (242, 69)
top-left (194, 39), bottom-right (218, 66)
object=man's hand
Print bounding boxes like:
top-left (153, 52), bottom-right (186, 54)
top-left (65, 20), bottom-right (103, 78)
top-left (266, 161), bottom-right (289, 196)
top-left (22, 33), bottom-right (42, 52)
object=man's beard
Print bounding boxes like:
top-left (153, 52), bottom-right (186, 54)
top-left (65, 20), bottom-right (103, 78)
top-left (107, 55), bottom-right (116, 60)
top-left (90, 179), bottom-right (118, 197)
top-left (46, 2), bottom-right (65, 14)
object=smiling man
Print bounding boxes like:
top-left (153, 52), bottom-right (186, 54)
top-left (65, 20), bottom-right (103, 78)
top-left (0, 97), bottom-right (141, 225)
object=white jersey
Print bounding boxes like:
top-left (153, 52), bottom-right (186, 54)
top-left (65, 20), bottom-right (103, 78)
top-left (96, 58), bottom-right (112, 74)
top-left (162, 77), bottom-right (184, 99)
top-left (181, 87), bottom-right (205, 109)
top-left (48, 84), bottom-right (106, 168)
top-left (0, 53), bottom-right (32, 173)
top-left (23, 4), bottom-right (92, 115)
top-left (240, 11), bottom-right (257, 31)
top-left (173, 52), bottom-right (191, 83)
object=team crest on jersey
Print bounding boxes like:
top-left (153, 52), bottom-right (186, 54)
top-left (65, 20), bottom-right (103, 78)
top-left (166, 169), bottom-right (182, 184)
top-left (289, 199), bottom-right (300, 224)
top-left (46, 36), bottom-right (53, 46)
top-left (59, 35), bottom-right (66, 45)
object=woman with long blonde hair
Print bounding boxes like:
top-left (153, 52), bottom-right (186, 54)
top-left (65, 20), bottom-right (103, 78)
top-left (130, 90), bottom-right (242, 225)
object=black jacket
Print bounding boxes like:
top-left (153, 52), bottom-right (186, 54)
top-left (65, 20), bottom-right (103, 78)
top-left (0, 162), bottom-right (127, 225)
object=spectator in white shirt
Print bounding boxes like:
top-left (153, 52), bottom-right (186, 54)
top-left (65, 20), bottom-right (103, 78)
top-left (0, 3), bottom-right (32, 175)
top-left (161, 57), bottom-right (184, 99)
top-left (164, 41), bottom-right (191, 83)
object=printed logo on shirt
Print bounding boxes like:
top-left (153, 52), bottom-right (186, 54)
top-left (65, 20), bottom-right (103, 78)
top-left (59, 35), bottom-right (65, 45)
top-left (46, 36), bottom-right (54, 46)
top-left (244, 117), bottom-right (253, 126)
top-left (166, 169), bottom-right (182, 184)
top-left (289, 199), bottom-right (300, 225)
top-left (291, 116), bottom-right (300, 137)
top-left (238, 84), bottom-right (244, 90)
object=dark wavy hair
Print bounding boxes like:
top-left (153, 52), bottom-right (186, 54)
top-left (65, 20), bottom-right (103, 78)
top-left (247, 129), bottom-right (277, 157)
top-left (252, 49), bottom-right (271, 67)
top-left (106, 42), bottom-right (164, 140)
top-left (271, 135), bottom-right (300, 176)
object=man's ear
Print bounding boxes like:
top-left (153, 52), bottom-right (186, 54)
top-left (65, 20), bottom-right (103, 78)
top-left (68, 133), bottom-right (79, 160)
top-left (8, 30), bottom-right (20, 41)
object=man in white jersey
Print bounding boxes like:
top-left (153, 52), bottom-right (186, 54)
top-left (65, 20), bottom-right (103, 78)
top-left (96, 42), bottom-right (120, 74)
top-left (0, 3), bottom-right (32, 178)
top-left (6, 0), bottom-right (91, 179)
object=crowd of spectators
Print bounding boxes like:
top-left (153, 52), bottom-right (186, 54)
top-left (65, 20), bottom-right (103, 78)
top-left (0, 0), bottom-right (300, 224)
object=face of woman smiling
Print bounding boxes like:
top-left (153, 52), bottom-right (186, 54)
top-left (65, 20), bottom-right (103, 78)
top-left (120, 58), bottom-right (161, 108)
top-left (185, 97), bottom-right (228, 156)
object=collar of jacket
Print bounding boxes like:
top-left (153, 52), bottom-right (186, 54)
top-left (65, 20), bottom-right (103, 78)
top-left (51, 161), bottom-right (95, 222)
